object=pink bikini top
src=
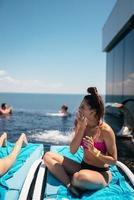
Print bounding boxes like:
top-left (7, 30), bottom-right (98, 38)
top-left (81, 139), bottom-right (107, 154)
top-left (94, 141), bottom-right (107, 154)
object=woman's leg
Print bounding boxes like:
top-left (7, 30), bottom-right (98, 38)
top-left (72, 169), bottom-right (112, 190)
top-left (0, 133), bottom-right (28, 176)
top-left (43, 151), bottom-right (81, 187)
top-left (0, 132), bottom-right (7, 147)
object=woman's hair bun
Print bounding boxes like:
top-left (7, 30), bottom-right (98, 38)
top-left (87, 87), bottom-right (98, 95)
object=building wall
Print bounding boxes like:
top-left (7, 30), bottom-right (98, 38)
top-left (102, 0), bottom-right (134, 51)
top-left (106, 28), bottom-right (134, 102)
top-left (103, 0), bottom-right (134, 102)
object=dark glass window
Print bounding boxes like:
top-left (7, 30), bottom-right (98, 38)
top-left (113, 40), bottom-right (124, 96)
top-left (106, 28), bottom-right (134, 102)
top-left (124, 29), bottom-right (134, 96)
top-left (106, 50), bottom-right (114, 102)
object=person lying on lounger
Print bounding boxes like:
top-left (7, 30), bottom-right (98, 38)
top-left (0, 133), bottom-right (28, 176)
top-left (0, 103), bottom-right (13, 116)
top-left (43, 87), bottom-right (117, 197)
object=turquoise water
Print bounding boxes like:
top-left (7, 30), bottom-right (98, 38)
top-left (0, 93), bottom-right (130, 145)
top-left (0, 93), bottom-right (84, 144)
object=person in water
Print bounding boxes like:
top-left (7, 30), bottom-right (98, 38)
top-left (0, 103), bottom-right (13, 115)
top-left (59, 105), bottom-right (69, 117)
top-left (0, 133), bottom-right (28, 176)
top-left (43, 87), bottom-right (117, 197)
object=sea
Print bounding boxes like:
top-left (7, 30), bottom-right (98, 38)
top-left (0, 93), bottom-right (133, 146)
top-left (0, 93), bottom-right (85, 146)
top-left (0, 92), bottom-right (134, 173)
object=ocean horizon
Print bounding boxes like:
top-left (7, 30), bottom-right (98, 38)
top-left (0, 93), bottom-right (84, 145)
top-left (0, 92), bottom-right (133, 146)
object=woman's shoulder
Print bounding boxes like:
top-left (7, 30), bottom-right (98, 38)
top-left (100, 123), bottom-right (116, 146)
top-left (0, 107), bottom-right (12, 115)
top-left (100, 122), bottom-right (114, 135)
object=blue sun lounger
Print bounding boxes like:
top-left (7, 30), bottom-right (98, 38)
top-left (43, 146), bottom-right (134, 200)
top-left (0, 142), bottom-right (44, 200)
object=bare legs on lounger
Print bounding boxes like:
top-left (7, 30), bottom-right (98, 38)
top-left (0, 133), bottom-right (28, 176)
top-left (43, 151), bottom-right (111, 197)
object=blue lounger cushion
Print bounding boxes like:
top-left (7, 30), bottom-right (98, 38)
top-left (44, 146), bottom-right (134, 200)
top-left (0, 142), bottom-right (44, 200)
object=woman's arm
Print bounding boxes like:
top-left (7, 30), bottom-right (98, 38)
top-left (83, 129), bottom-right (117, 165)
top-left (70, 116), bottom-right (87, 154)
top-left (70, 127), bottom-right (84, 154)
top-left (94, 129), bottom-right (117, 165)
top-left (100, 129), bottom-right (117, 164)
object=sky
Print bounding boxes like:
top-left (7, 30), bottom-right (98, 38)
top-left (0, 0), bottom-right (116, 95)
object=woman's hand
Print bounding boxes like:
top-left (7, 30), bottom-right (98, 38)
top-left (70, 113), bottom-right (88, 154)
top-left (82, 136), bottom-right (100, 156)
top-left (82, 136), bottom-right (94, 151)
top-left (75, 112), bottom-right (87, 132)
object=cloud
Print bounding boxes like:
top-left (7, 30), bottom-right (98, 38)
top-left (0, 69), bottom-right (62, 93)
top-left (107, 73), bottom-right (134, 95)
top-left (0, 70), bottom-right (7, 76)
top-left (123, 73), bottom-right (134, 87)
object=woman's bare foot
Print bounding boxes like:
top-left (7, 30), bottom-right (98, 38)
top-left (1, 132), bottom-right (7, 147)
top-left (20, 133), bottom-right (28, 147)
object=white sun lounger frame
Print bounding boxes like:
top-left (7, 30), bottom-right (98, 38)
top-left (19, 159), bottom-right (134, 200)
top-left (116, 160), bottom-right (134, 186)
top-left (18, 158), bottom-right (44, 200)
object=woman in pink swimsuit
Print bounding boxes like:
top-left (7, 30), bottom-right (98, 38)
top-left (43, 87), bottom-right (117, 197)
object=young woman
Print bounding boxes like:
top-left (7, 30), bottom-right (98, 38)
top-left (0, 132), bottom-right (28, 176)
top-left (43, 87), bottom-right (117, 197)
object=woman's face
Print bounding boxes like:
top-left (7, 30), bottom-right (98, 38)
top-left (78, 100), bottom-right (96, 121)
